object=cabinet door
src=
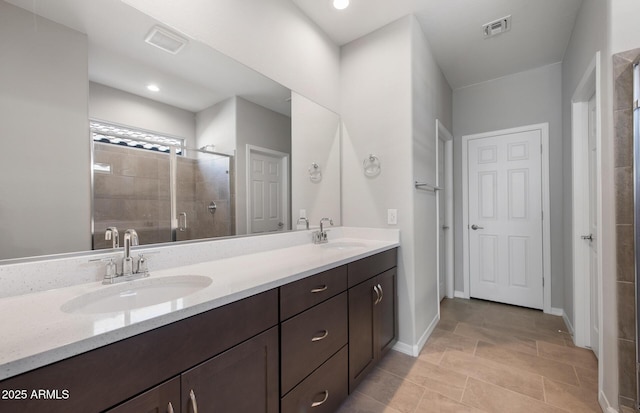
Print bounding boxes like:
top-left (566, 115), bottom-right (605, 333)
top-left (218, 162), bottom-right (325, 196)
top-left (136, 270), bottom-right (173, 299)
top-left (181, 327), bottom-right (279, 413)
top-left (106, 376), bottom-right (180, 413)
top-left (347, 278), bottom-right (377, 392)
top-left (376, 268), bottom-right (397, 358)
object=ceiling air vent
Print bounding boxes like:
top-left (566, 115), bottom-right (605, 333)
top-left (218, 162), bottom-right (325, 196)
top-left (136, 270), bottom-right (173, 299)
top-left (144, 26), bottom-right (188, 55)
top-left (482, 15), bottom-right (511, 38)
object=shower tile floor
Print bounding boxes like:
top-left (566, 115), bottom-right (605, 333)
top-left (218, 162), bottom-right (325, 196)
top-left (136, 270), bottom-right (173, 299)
top-left (337, 298), bottom-right (600, 413)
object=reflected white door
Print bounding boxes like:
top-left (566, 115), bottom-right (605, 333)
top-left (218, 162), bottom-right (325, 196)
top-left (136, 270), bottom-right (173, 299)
top-left (438, 139), bottom-right (446, 301)
top-left (468, 130), bottom-right (544, 309)
top-left (588, 93), bottom-right (599, 357)
top-left (250, 152), bottom-right (284, 233)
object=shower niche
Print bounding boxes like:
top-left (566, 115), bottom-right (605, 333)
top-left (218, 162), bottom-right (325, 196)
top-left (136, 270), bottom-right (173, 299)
top-left (91, 121), bottom-right (234, 249)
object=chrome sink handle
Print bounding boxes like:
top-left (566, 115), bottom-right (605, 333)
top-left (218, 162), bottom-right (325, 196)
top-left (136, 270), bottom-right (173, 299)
top-left (105, 227), bottom-right (119, 249)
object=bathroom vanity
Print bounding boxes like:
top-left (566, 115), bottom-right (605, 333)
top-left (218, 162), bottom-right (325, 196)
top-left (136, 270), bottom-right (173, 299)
top-left (0, 233), bottom-right (397, 413)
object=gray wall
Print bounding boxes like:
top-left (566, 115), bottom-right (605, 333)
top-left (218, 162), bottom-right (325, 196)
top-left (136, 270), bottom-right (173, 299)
top-left (89, 82), bottom-right (196, 147)
top-left (196, 97), bottom-right (237, 154)
top-left (0, 2), bottom-right (90, 259)
top-left (235, 97), bottom-right (292, 235)
top-left (561, 0), bottom-right (615, 405)
top-left (291, 92), bottom-right (341, 228)
top-left (341, 15), bottom-right (453, 352)
top-left (452, 63), bottom-right (563, 308)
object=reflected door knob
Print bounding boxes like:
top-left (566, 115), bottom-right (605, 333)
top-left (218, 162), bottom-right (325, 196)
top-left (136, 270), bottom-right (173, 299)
top-left (471, 224), bottom-right (484, 230)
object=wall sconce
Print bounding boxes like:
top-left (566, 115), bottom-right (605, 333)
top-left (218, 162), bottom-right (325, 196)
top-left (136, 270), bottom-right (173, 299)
top-left (363, 154), bottom-right (381, 177)
top-left (309, 162), bottom-right (322, 182)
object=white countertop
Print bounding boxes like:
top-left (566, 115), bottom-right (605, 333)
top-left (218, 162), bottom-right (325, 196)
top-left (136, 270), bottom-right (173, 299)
top-left (0, 235), bottom-right (398, 381)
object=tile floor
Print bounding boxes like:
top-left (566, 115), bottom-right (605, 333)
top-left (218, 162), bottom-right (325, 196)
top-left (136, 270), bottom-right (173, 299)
top-left (337, 298), bottom-right (601, 413)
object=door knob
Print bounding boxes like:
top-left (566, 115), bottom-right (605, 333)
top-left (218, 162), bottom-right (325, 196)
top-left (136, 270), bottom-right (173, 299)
top-left (581, 234), bottom-right (593, 241)
top-left (471, 224), bottom-right (484, 230)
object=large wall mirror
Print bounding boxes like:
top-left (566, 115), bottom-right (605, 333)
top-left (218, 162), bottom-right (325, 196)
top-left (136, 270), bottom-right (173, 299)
top-left (0, 0), bottom-right (341, 261)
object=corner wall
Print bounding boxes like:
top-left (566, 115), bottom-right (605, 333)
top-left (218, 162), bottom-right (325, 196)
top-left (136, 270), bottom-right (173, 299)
top-left (341, 15), bottom-right (452, 352)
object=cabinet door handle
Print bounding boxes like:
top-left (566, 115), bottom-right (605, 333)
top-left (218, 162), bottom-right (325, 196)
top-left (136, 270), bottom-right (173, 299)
top-left (189, 389), bottom-right (199, 413)
top-left (310, 285), bottom-right (328, 293)
top-left (311, 390), bottom-right (329, 407)
top-left (167, 402), bottom-right (175, 413)
top-left (311, 329), bottom-right (329, 342)
top-left (373, 285), bottom-right (381, 305)
top-left (378, 283), bottom-right (383, 303)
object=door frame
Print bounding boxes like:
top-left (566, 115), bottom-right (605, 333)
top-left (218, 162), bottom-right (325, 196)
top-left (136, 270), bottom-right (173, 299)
top-left (571, 51), bottom-right (602, 350)
top-left (245, 144), bottom-right (290, 234)
top-left (436, 119), bottom-right (455, 300)
top-left (462, 123), bottom-right (551, 313)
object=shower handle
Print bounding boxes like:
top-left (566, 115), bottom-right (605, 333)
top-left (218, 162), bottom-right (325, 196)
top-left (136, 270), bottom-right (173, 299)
top-left (178, 213), bottom-right (187, 231)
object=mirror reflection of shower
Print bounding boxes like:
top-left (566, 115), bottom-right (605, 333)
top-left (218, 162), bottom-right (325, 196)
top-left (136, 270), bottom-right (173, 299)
top-left (91, 121), bottom-right (234, 249)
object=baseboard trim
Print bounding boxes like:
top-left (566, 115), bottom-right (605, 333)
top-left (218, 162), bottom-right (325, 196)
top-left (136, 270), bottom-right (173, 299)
top-left (599, 389), bottom-right (618, 413)
top-left (454, 290), bottom-right (467, 299)
top-left (392, 314), bottom-right (440, 357)
top-left (549, 307), bottom-right (564, 317)
top-left (562, 310), bottom-right (575, 337)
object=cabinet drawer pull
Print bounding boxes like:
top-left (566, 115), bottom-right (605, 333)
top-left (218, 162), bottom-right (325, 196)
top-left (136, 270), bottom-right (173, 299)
top-left (311, 390), bottom-right (329, 407)
top-left (311, 330), bottom-right (329, 342)
top-left (310, 285), bottom-right (328, 293)
top-left (189, 389), bottom-right (199, 413)
top-left (167, 402), bottom-right (175, 413)
top-left (373, 285), bottom-right (381, 305)
top-left (378, 283), bottom-right (383, 303)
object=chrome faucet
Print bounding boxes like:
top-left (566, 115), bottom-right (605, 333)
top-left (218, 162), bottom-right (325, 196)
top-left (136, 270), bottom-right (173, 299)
top-left (95, 229), bottom-right (152, 284)
top-left (122, 229), bottom-right (139, 276)
top-left (105, 227), bottom-right (119, 249)
top-left (313, 218), bottom-right (333, 244)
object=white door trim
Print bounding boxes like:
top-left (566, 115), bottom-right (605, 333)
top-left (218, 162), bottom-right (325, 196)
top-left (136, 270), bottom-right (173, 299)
top-left (436, 120), bottom-right (455, 300)
top-left (462, 123), bottom-right (551, 313)
top-left (571, 51), bottom-right (602, 352)
top-left (246, 144), bottom-right (290, 233)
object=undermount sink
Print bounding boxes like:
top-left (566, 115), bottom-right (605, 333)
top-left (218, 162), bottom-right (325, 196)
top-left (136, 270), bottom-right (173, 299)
top-left (61, 275), bottom-right (212, 314)
top-left (320, 241), bottom-right (367, 251)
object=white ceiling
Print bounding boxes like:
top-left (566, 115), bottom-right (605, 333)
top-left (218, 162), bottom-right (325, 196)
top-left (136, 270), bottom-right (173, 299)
top-left (7, 0), bottom-right (291, 115)
top-left (292, 0), bottom-right (584, 89)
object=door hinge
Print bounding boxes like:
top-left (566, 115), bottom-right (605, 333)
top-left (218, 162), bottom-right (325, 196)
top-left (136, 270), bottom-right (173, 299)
top-left (541, 211), bottom-right (543, 220)
top-left (542, 277), bottom-right (544, 287)
top-left (540, 144), bottom-right (543, 154)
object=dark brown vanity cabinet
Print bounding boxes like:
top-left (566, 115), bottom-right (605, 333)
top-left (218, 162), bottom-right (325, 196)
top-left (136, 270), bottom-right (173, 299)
top-left (347, 249), bottom-right (398, 392)
top-left (106, 377), bottom-right (181, 413)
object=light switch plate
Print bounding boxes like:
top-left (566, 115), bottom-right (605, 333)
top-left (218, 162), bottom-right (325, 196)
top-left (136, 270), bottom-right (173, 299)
top-left (387, 209), bottom-right (398, 225)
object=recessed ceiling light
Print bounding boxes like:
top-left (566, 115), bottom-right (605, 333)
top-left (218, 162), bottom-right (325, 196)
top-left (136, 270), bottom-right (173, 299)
top-left (147, 84), bottom-right (160, 92)
top-left (333, 0), bottom-right (349, 10)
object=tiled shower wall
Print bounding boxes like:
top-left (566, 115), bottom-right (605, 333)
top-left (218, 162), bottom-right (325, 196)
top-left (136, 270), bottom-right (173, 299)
top-left (93, 143), bottom-right (234, 248)
top-left (614, 48), bottom-right (639, 411)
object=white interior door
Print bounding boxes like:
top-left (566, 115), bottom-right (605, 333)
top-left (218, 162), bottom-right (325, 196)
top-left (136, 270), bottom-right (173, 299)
top-left (587, 93), bottom-right (599, 357)
top-left (250, 151), bottom-right (284, 233)
top-left (468, 130), bottom-right (544, 309)
top-left (438, 139), bottom-right (446, 301)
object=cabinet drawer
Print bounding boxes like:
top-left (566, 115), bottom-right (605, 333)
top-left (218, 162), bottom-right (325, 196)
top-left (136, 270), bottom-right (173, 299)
top-left (281, 292), bottom-right (348, 395)
top-left (280, 265), bottom-right (347, 320)
top-left (348, 248), bottom-right (397, 287)
top-left (281, 346), bottom-right (348, 413)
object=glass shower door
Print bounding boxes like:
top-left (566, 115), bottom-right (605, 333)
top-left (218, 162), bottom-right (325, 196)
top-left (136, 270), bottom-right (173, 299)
top-left (175, 149), bottom-right (233, 242)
